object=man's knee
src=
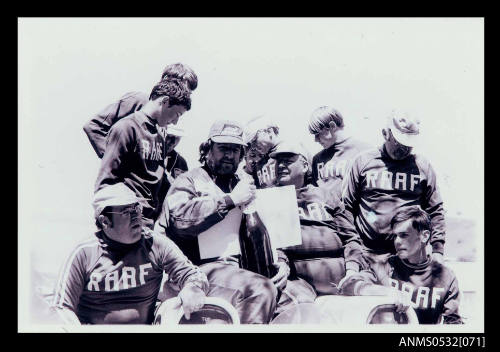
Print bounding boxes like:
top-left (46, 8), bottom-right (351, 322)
top-left (247, 274), bottom-right (278, 303)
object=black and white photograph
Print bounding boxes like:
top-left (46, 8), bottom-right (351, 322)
top-left (18, 17), bottom-right (484, 334)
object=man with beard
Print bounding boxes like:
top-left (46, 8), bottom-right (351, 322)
top-left (342, 111), bottom-right (447, 278)
top-left (268, 141), bottom-right (364, 297)
top-left (51, 183), bottom-right (208, 325)
top-left (155, 120), bottom-right (288, 324)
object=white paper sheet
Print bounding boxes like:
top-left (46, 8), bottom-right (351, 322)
top-left (197, 185), bottom-right (302, 260)
top-left (198, 208), bottom-right (243, 260)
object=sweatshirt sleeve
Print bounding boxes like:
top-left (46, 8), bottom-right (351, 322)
top-left (83, 92), bottom-right (148, 158)
top-left (155, 235), bottom-right (209, 294)
top-left (421, 160), bottom-right (446, 255)
top-left (166, 173), bottom-right (236, 237)
top-left (94, 119), bottom-right (135, 192)
top-left (51, 246), bottom-right (87, 313)
top-left (325, 192), bottom-right (363, 272)
top-left (341, 153), bottom-right (363, 238)
top-left (442, 276), bottom-right (463, 324)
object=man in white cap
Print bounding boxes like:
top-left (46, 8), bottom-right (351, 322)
top-left (268, 141), bottom-right (364, 299)
top-left (342, 111), bottom-right (446, 273)
top-left (156, 120), bottom-right (288, 324)
top-left (51, 183), bottom-right (208, 324)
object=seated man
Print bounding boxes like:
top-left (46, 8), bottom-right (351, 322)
top-left (339, 206), bottom-right (463, 324)
top-left (156, 120), bottom-right (288, 324)
top-left (269, 141), bottom-right (364, 296)
top-left (51, 183), bottom-right (208, 324)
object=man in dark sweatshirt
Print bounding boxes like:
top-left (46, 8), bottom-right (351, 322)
top-left (83, 63), bottom-right (197, 159)
top-left (94, 78), bottom-right (191, 229)
top-left (342, 111), bottom-right (446, 271)
top-left (308, 106), bottom-right (372, 199)
top-left (339, 206), bottom-right (462, 324)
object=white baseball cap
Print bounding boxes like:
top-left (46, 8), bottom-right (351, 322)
top-left (387, 110), bottom-right (421, 147)
top-left (269, 140), bottom-right (311, 164)
top-left (166, 125), bottom-right (186, 137)
top-left (92, 183), bottom-right (144, 218)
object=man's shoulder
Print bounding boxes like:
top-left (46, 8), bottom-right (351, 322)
top-left (345, 137), bottom-right (373, 152)
top-left (351, 147), bottom-right (381, 166)
top-left (66, 236), bottom-right (101, 262)
top-left (119, 91), bottom-right (149, 105)
top-left (429, 259), bottom-right (458, 284)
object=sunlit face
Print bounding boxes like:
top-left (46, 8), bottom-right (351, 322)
top-left (275, 153), bottom-right (307, 188)
top-left (384, 129), bottom-right (413, 160)
top-left (165, 134), bottom-right (182, 154)
top-left (157, 99), bottom-right (187, 127)
top-left (245, 145), bottom-right (266, 173)
top-left (102, 203), bottom-right (143, 244)
top-left (313, 126), bottom-right (336, 149)
top-left (207, 142), bottom-right (242, 175)
top-left (393, 219), bottom-right (426, 262)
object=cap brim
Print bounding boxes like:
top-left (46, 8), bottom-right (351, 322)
top-left (391, 128), bottom-right (419, 147)
top-left (211, 136), bottom-right (246, 146)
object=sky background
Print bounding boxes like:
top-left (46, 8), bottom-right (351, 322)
top-left (18, 18), bottom-right (484, 326)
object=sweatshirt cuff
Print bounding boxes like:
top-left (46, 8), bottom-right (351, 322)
top-left (431, 241), bottom-right (445, 255)
top-left (345, 261), bottom-right (360, 273)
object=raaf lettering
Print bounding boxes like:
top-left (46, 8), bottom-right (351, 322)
top-left (87, 263), bottom-right (153, 292)
top-left (364, 170), bottom-right (423, 192)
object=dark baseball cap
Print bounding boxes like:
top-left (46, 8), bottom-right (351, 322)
top-left (208, 120), bottom-right (245, 146)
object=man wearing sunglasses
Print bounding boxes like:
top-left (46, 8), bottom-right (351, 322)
top-left (51, 183), bottom-right (208, 325)
top-left (341, 111), bottom-right (447, 288)
top-left (308, 106), bottom-right (372, 199)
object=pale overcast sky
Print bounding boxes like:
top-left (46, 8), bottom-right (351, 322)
top-left (19, 17), bottom-right (483, 241)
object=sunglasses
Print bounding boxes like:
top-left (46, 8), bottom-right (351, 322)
top-left (107, 203), bottom-right (143, 217)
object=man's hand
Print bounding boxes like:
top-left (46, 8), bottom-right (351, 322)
top-left (271, 261), bottom-right (290, 291)
top-left (229, 178), bottom-right (256, 207)
top-left (432, 252), bottom-right (445, 264)
top-left (178, 282), bottom-right (207, 320)
top-left (390, 289), bottom-right (412, 314)
top-left (337, 269), bottom-right (358, 291)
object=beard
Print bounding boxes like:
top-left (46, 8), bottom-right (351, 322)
top-left (208, 158), bottom-right (238, 175)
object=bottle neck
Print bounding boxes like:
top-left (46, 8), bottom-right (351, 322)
top-left (242, 200), bottom-right (257, 214)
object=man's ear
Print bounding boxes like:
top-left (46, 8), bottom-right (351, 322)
top-left (382, 128), bottom-right (389, 141)
top-left (98, 215), bottom-right (111, 229)
top-left (161, 96), bottom-right (170, 108)
top-left (328, 121), bottom-right (337, 131)
top-left (420, 230), bottom-right (431, 244)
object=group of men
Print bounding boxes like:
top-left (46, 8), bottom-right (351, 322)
top-left (50, 62), bottom-right (463, 325)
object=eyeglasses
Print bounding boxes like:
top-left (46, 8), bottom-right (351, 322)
top-left (107, 203), bottom-right (143, 217)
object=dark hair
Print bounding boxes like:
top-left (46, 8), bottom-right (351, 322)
top-left (161, 63), bottom-right (198, 91)
top-left (308, 106), bottom-right (345, 134)
top-left (198, 139), bottom-right (245, 165)
top-left (149, 77), bottom-right (192, 111)
top-left (390, 206), bottom-right (431, 233)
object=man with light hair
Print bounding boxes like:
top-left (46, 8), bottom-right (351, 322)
top-left (51, 183), bottom-right (208, 324)
top-left (308, 106), bottom-right (372, 198)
